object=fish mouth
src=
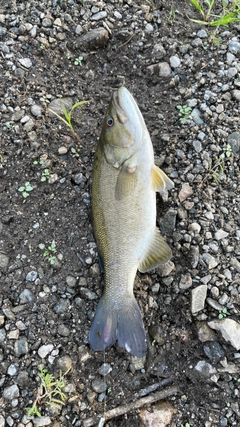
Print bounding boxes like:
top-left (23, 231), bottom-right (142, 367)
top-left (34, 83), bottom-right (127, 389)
top-left (113, 87), bottom-right (144, 142)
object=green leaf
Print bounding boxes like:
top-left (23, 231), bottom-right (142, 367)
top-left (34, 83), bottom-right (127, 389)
top-left (22, 192), bottom-right (29, 198)
top-left (39, 243), bottom-right (45, 250)
top-left (18, 187), bottom-right (25, 192)
top-left (189, 0), bottom-right (204, 13)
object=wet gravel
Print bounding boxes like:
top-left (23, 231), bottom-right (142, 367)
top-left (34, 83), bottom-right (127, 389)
top-left (0, 0), bottom-right (240, 426)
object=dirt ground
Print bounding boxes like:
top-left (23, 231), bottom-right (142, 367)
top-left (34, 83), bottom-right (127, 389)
top-left (0, 0), bottom-right (240, 426)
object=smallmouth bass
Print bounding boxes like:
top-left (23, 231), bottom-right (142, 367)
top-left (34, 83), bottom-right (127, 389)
top-left (89, 87), bottom-right (174, 357)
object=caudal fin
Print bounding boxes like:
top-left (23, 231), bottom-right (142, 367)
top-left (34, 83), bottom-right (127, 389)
top-left (89, 295), bottom-right (147, 357)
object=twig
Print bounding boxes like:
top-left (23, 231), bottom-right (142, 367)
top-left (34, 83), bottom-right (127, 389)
top-left (83, 385), bottom-right (179, 427)
top-left (118, 33), bottom-right (136, 48)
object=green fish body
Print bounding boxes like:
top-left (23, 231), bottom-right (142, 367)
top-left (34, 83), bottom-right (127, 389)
top-left (89, 87), bottom-right (174, 357)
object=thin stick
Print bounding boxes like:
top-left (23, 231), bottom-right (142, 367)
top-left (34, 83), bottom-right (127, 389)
top-left (83, 385), bottom-right (179, 427)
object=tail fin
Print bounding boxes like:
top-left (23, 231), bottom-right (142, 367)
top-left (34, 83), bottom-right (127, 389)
top-left (89, 295), bottom-right (147, 357)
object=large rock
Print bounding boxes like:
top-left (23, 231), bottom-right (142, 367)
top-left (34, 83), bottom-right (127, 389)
top-left (208, 319), bottom-right (240, 350)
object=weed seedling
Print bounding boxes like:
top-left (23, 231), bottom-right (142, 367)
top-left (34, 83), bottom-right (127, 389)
top-left (48, 100), bottom-right (89, 142)
top-left (18, 182), bottom-right (33, 198)
top-left (181, 423), bottom-right (191, 427)
top-left (33, 159), bottom-right (45, 166)
top-left (66, 52), bottom-right (71, 60)
top-left (74, 56), bottom-right (83, 66)
top-left (39, 242), bottom-right (56, 265)
top-left (26, 366), bottom-right (70, 418)
top-left (188, 0), bottom-right (240, 27)
top-left (41, 169), bottom-right (51, 182)
top-left (218, 307), bottom-right (228, 319)
top-left (176, 105), bottom-right (192, 124)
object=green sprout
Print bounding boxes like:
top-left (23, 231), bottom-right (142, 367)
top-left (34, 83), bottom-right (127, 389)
top-left (48, 100), bottom-right (89, 142)
top-left (33, 159), bottom-right (45, 166)
top-left (18, 182), bottom-right (34, 198)
top-left (168, 5), bottom-right (176, 23)
top-left (41, 169), bottom-right (51, 182)
top-left (66, 53), bottom-right (71, 60)
top-left (39, 242), bottom-right (56, 265)
top-left (205, 143), bottom-right (232, 183)
top-left (176, 105), bottom-right (192, 124)
top-left (181, 424), bottom-right (191, 427)
top-left (218, 307), bottom-right (228, 319)
top-left (74, 56), bottom-right (83, 66)
top-left (188, 0), bottom-right (240, 26)
top-left (25, 366), bottom-right (70, 418)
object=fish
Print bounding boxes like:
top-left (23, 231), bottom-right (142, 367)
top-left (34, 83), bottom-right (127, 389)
top-left (89, 86), bottom-right (174, 357)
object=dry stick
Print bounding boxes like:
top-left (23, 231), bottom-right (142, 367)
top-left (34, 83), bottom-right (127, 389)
top-left (83, 385), bottom-right (179, 427)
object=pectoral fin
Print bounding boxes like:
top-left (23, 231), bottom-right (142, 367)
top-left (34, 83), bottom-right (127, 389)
top-left (115, 166), bottom-right (137, 200)
top-left (138, 228), bottom-right (172, 273)
top-left (152, 165), bottom-right (174, 192)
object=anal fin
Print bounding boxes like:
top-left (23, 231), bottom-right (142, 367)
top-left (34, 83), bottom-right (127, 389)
top-left (152, 164), bottom-right (174, 192)
top-left (138, 228), bottom-right (172, 273)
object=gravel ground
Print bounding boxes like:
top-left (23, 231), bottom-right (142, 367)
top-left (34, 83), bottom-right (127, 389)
top-left (0, 0), bottom-right (240, 426)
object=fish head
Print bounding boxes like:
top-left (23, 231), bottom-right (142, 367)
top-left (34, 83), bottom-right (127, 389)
top-left (100, 87), bottom-right (146, 168)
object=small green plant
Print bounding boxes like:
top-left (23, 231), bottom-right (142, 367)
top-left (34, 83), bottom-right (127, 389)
top-left (49, 100), bottom-right (89, 141)
top-left (26, 366), bottom-right (70, 418)
top-left (168, 5), bottom-right (176, 22)
top-left (33, 159), bottom-right (45, 166)
top-left (181, 423), bottom-right (191, 427)
top-left (41, 169), bottom-right (50, 182)
top-left (5, 122), bottom-right (11, 130)
top-left (176, 105), bottom-right (192, 124)
top-left (66, 53), bottom-right (71, 60)
top-left (218, 307), bottom-right (228, 319)
top-left (18, 182), bottom-right (34, 198)
top-left (74, 56), bottom-right (83, 66)
top-left (188, 0), bottom-right (240, 26)
top-left (39, 242), bottom-right (56, 265)
top-left (205, 143), bottom-right (232, 183)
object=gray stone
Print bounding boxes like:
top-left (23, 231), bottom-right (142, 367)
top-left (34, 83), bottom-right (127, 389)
top-left (193, 140), bottom-right (202, 152)
top-left (92, 378), bottom-right (108, 393)
top-left (0, 329), bottom-right (6, 343)
top-left (26, 271), bottom-right (38, 281)
top-left (159, 209), bottom-right (177, 236)
top-left (158, 62), bottom-right (171, 77)
top-left (0, 253), bottom-right (10, 272)
top-left (98, 363), bottom-right (112, 376)
top-left (38, 344), bottom-right (54, 359)
top-left (48, 97), bottom-right (73, 117)
top-left (66, 275), bottom-right (77, 288)
top-left (79, 287), bottom-right (98, 300)
top-left (72, 28), bottom-right (109, 51)
top-left (3, 384), bottom-right (19, 400)
top-left (203, 341), bottom-right (225, 363)
top-left (145, 23), bottom-right (154, 33)
top-left (91, 11), bottom-right (107, 21)
top-left (42, 18), bottom-right (52, 27)
top-left (53, 299), bottom-right (69, 314)
top-left (194, 360), bottom-right (217, 377)
top-left (228, 131), bottom-right (240, 153)
top-left (157, 260), bottom-right (175, 277)
top-left (18, 58), bottom-right (32, 68)
top-left (33, 416), bottom-right (51, 426)
top-left (228, 40), bottom-right (240, 54)
top-left (19, 289), bottom-right (34, 303)
top-left (214, 230), bottom-right (229, 240)
top-left (0, 415), bottom-right (5, 427)
top-left (57, 355), bottom-right (72, 372)
top-left (57, 324), bottom-right (70, 337)
top-left (7, 364), bottom-right (18, 376)
top-left (232, 89), bottom-right (240, 101)
top-left (201, 253), bottom-right (218, 269)
top-left (230, 257), bottom-right (240, 273)
top-left (179, 273), bottom-right (192, 290)
top-left (191, 285), bottom-right (207, 314)
top-left (191, 108), bottom-right (204, 125)
top-left (14, 337), bottom-right (28, 357)
top-left (31, 105), bottom-right (42, 118)
top-left (208, 319), bottom-right (240, 350)
top-left (170, 55), bottom-right (181, 68)
top-left (179, 183), bottom-right (193, 202)
top-left (197, 29), bottom-right (208, 38)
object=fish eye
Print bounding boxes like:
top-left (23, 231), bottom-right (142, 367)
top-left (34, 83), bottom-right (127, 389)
top-left (106, 116), bottom-right (114, 128)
